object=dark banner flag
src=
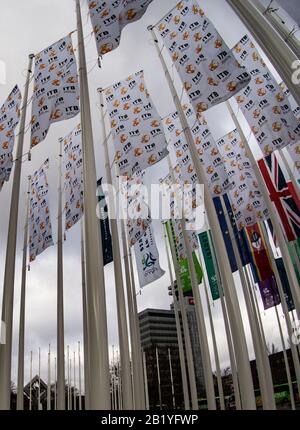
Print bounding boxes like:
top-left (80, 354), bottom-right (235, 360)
top-left (97, 178), bottom-right (113, 266)
top-left (199, 231), bottom-right (220, 301)
top-left (275, 258), bottom-right (295, 312)
top-left (258, 276), bottom-right (281, 310)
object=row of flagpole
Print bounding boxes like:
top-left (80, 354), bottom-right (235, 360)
top-left (1, 0), bottom-right (300, 411)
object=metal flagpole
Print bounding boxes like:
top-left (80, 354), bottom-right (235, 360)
top-left (163, 229), bottom-right (190, 410)
top-left (198, 247), bottom-right (225, 410)
top-left (75, 0), bottom-right (110, 409)
top-left (226, 100), bottom-right (300, 321)
top-left (206, 229), bottom-right (242, 410)
top-left (78, 342), bottom-right (82, 410)
top-left (67, 345), bottom-right (70, 410)
top-left (149, 26), bottom-right (256, 409)
top-left (226, 0), bottom-right (300, 106)
top-left (275, 306), bottom-right (296, 410)
top-left (167, 157), bottom-right (216, 410)
top-left (38, 347), bottom-right (41, 410)
top-left (73, 351), bottom-right (76, 410)
top-left (57, 137), bottom-right (65, 410)
top-left (0, 53), bottom-right (34, 410)
top-left (250, 0), bottom-right (300, 59)
top-left (221, 200), bottom-right (276, 409)
top-left (259, 222), bottom-right (300, 398)
top-left (54, 357), bottom-right (57, 410)
top-left (156, 347), bottom-right (162, 410)
top-left (70, 358), bottom-right (72, 410)
top-left (47, 344), bottom-right (51, 410)
top-left (16, 176), bottom-right (31, 410)
top-left (120, 219), bottom-right (141, 409)
top-left (80, 220), bottom-right (90, 409)
top-left (164, 222), bottom-right (199, 409)
top-left (98, 88), bottom-right (133, 410)
top-left (128, 248), bottom-right (146, 409)
top-left (29, 351), bottom-right (32, 411)
top-left (168, 348), bottom-right (176, 409)
top-left (142, 350), bottom-right (149, 410)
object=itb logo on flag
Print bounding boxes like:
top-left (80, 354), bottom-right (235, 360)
top-left (0, 60), bottom-right (6, 85)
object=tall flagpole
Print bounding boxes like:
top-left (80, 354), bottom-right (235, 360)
top-left (0, 53), bottom-right (34, 410)
top-left (54, 357), bottom-right (57, 410)
top-left (226, 0), bottom-right (300, 106)
top-left (250, 0), bottom-right (300, 59)
top-left (128, 248), bottom-right (146, 410)
top-left (98, 88), bottom-right (133, 409)
top-left (163, 228), bottom-right (190, 410)
top-left (149, 26), bottom-right (256, 409)
top-left (47, 344), bottom-right (51, 410)
top-left (78, 341), bottom-right (82, 410)
top-left (156, 347), bottom-right (162, 409)
top-left (167, 157), bottom-right (216, 409)
top-left (226, 100), bottom-right (300, 320)
top-left (16, 176), bottom-right (31, 410)
top-left (198, 247), bottom-right (225, 410)
top-left (221, 200), bottom-right (275, 409)
top-left (80, 220), bottom-right (90, 409)
top-left (38, 347), bottom-right (41, 410)
top-left (57, 137), bottom-right (65, 410)
top-left (168, 348), bottom-right (176, 409)
top-left (67, 345), bottom-right (70, 411)
top-left (29, 351), bottom-right (32, 411)
top-left (142, 350), bottom-right (149, 410)
top-left (73, 350), bottom-right (76, 410)
top-left (75, 0), bottom-right (110, 409)
top-left (164, 222), bottom-right (199, 409)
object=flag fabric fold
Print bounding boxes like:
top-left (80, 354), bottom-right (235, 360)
top-left (156, 0), bottom-right (250, 115)
top-left (105, 70), bottom-right (168, 178)
top-left (88, 0), bottom-right (154, 56)
top-left (31, 34), bottom-right (80, 148)
top-left (29, 159), bottom-right (54, 262)
top-left (0, 85), bottom-right (22, 191)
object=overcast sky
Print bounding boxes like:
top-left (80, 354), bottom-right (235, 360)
top-left (0, 0), bottom-right (298, 388)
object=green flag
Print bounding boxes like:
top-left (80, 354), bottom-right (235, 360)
top-left (165, 221), bottom-right (203, 294)
top-left (288, 238), bottom-right (300, 285)
top-left (199, 231), bottom-right (220, 300)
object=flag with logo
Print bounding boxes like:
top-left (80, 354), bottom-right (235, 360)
top-left (257, 276), bottom-right (281, 310)
top-left (134, 225), bottom-right (165, 288)
top-left (233, 34), bottom-right (299, 156)
top-left (198, 231), bottom-right (219, 300)
top-left (0, 85), bottom-right (22, 191)
top-left (29, 159), bottom-right (54, 262)
top-left (63, 124), bottom-right (83, 231)
top-left (258, 152), bottom-right (300, 242)
top-left (97, 178), bottom-right (113, 266)
top-left (217, 129), bottom-right (269, 230)
top-left (31, 34), bottom-right (80, 148)
top-left (88, 0), bottom-right (154, 56)
top-left (165, 220), bottom-right (203, 293)
top-left (105, 70), bottom-right (168, 178)
top-left (156, 0), bottom-right (250, 115)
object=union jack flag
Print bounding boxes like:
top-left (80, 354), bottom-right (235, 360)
top-left (258, 153), bottom-right (300, 242)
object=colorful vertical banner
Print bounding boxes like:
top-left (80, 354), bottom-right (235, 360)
top-left (198, 231), bottom-right (219, 300)
top-left (134, 225), bottom-right (165, 288)
top-left (31, 34), bottom-right (80, 148)
top-left (156, 0), bottom-right (250, 114)
top-left (97, 178), bottom-right (113, 266)
top-left (29, 159), bottom-right (54, 262)
top-left (88, 0), bottom-right (154, 56)
top-left (258, 277), bottom-right (281, 310)
top-left (63, 124), bottom-right (84, 231)
top-left (165, 220), bottom-right (203, 294)
top-left (0, 85), bottom-right (22, 191)
top-left (105, 70), bottom-right (168, 178)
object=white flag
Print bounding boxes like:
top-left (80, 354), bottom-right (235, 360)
top-left (105, 70), bottom-right (168, 177)
top-left (0, 85), bottom-right (22, 191)
top-left (163, 108), bottom-right (230, 196)
top-left (88, 0), bottom-right (154, 56)
top-left (134, 225), bottom-right (165, 288)
top-left (63, 124), bottom-right (84, 231)
top-left (29, 159), bottom-right (54, 262)
top-left (31, 35), bottom-right (80, 148)
top-left (233, 34), bottom-right (300, 156)
top-left (156, 0), bottom-right (250, 115)
top-left (217, 129), bottom-right (269, 230)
